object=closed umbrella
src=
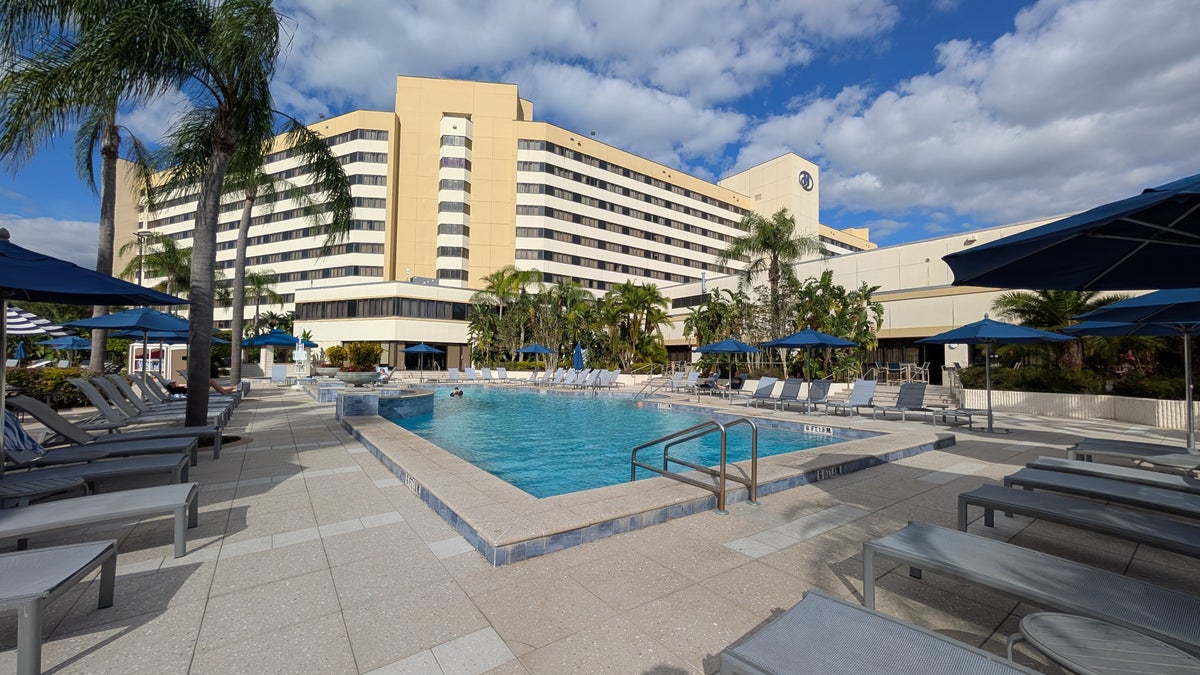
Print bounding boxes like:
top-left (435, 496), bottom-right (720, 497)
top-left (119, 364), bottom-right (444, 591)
top-left (918, 316), bottom-right (1074, 433)
top-left (944, 172), bottom-right (1200, 290)
top-left (0, 228), bottom-right (186, 478)
top-left (12, 342), bottom-right (25, 362)
top-left (761, 327), bottom-right (858, 382)
top-left (573, 343), bottom-right (584, 371)
top-left (1071, 289), bottom-right (1200, 451)
top-left (401, 343), bottom-right (444, 382)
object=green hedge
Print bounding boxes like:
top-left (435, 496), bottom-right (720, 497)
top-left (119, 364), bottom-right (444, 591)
top-left (5, 367), bottom-right (90, 408)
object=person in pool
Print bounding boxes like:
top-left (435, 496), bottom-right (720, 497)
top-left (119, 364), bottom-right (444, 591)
top-left (450, 386), bottom-right (464, 397)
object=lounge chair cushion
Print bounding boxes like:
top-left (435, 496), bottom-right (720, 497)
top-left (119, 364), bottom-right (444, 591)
top-left (3, 410), bottom-right (46, 457)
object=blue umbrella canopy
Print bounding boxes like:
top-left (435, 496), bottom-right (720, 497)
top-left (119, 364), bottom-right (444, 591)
top-left (695, 337), bottom-right (759, 386)
top-left (12, 342), bottom-right (25, 360)
top-left (110, 329), bottom-right (230, 344)
top-left (403, 343), bottom-right (445, 354)
top-left (1062, 320), bottom-right (1187, 337)
top-left (517, 343), bottom-right (555, 355)
top-left (762, 328), bottom-right (857, 349)
top-left (243, 329), bottom-right (317, 348)
top-left (67, 307), bottom-right (189, 332)
top-left (573, 343), bottom-right (584, 370)
top-left (1073, 289), bottom-right (1200, 451)
top-left (944, 172), bottom-right (1200, 290)
top-left (37, 335), bottom-right (93, 350)
top-left (918, 316), bottom-right (1073, 433)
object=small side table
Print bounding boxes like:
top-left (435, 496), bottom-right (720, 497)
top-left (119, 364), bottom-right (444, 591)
top-left (1008, 612), bottom-right (1200, 674)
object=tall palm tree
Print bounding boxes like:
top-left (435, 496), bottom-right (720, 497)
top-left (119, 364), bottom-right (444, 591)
top-left (242, 270), bottom-right (283, 334)
top-left (717, 208), bottom-right (826, 340)
top-left (0, 0), bottom-right (181, 374)
top-left (992, 289), bottom-right (1126, 370)
top-left (472, 265), bottom-right (542, 322)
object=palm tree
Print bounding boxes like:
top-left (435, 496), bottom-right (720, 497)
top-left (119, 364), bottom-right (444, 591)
top-left (992, 290), bottom-right (1126, 370)
top-left (117, 232), bottom-right (193, 297)
top-left (242, 271), bottom-right (283, 335)
top-left (0, 0), bottom-right (180, 374)
top-left (716, 208), bottom-right (826, 340)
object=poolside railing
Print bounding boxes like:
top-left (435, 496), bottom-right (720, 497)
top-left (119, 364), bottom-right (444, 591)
top-left (630, 417), bottom-right (759, 513)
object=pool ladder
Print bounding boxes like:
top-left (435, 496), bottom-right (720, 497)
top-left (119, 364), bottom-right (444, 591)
top-left (630, 417), bottom-right (759, 514)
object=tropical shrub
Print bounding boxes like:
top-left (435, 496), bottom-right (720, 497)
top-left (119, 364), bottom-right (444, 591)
top-left (341, 342), bottom-right (382, 372)
top-left (324, 345), bottom-right (348, 367)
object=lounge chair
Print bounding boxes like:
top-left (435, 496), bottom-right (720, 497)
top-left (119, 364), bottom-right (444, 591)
top-left (463, 367), bottom-right (479, 381)
top-left (595, 369), bottom-right (622, 389)
top-left (4, 407), bottom-right (200, 468)
top-left (732, 376), bottom-right (778, 407)
top-left (871, 382), bottom-right (931, 422)
top-left (495, 367), bottom-right (516, 384)
top-left (574, 369), bottom-right (600, 388)
top-left (958, 484), bottom-right (1200, 558)
top-left (695, 372), bottom-right (722, 395)
top-left (1, 452), bottom-right (190, 506)
top-left (1027, 456), bottom-right (1200, 495)
top-left (9, 394), bottom-right (219, 461)
top-left (720, 589), bottom-right (1037, 675)
top-left (103, 374), bottom-right (235, 422)
top-left (673, 370), bottom-right (700, 393)
top-left (71, 377), bottom-right (228, 428)
top-left (0, 482), bottom-right (199, 558)
top-left (763, 377), bottom-right (803, 411)
top-left (480, 367), bottom-right (494, 382)
top-left (786, 378), bottom-right (831, 413)
top-left (0, 540), bottom-right (117, 675)
top-left (863, 521), bottom-right (1200, 656)
top-left (1003, 467), bottom-right (1200, 520)
top-left (442, 367), bottom-right (461, 382)
top-left (824, 379), bottom-right (876, 417)
top-left (1066, 438), bottom-right (1200, 474)
top-left (134, 372), bottom-right (239, 406)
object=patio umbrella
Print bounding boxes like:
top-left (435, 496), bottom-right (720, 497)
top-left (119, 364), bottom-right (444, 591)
top-left (37, 335), bottom-right (93, 350)
top-left (5, 306), bottom-right (68, 337)
top-left (517, 343), bottom-right (555, 372)
top-left (918, 316), bottom-right (1074, 433)
top-left (695, 337), bottom-right (761, 391)
top-left (242, 329), bottom-right (317, 348)
top-left (12, 342), bottom-right (25, 362)
top-left (761, 327), bottom-right (858, 382)
top-left (67, 308), bottom-right (190, 377)
top-left (0, 228), bottom-right (186, 478)
top-left (1072, 289), bottom-right (1200, 452)
top-left (944, 172), bottom-right (1200, 291)
top-left (109, 329), bottom-right (230, 344)
top-left (573, 343), bottom-right (584, 371)
top-left (402, 343), bottom-right (444, 381)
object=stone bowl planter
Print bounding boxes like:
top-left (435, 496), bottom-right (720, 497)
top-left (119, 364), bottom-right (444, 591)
top-left (335, 371), bottom-right (380, 387)
top-left (315, 366), bottom-right (341, 378)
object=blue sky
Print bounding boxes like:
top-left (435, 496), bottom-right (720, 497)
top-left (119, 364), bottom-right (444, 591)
top-left (3, 0), bottom-right (1199, 268)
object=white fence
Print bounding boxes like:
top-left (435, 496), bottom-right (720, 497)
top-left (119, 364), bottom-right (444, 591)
top-left (960, 389), bottom-right (1194, 430)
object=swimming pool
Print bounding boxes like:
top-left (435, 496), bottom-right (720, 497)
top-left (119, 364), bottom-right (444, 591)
top-left (383, 386), bottom-right (851, 497)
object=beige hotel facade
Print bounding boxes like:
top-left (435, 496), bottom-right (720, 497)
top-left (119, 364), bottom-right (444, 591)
top-left (116, 75), bottom-right (1050, 381)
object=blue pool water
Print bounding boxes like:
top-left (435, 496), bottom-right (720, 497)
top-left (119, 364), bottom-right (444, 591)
top-left (383, 386), bottom-right (848, 497)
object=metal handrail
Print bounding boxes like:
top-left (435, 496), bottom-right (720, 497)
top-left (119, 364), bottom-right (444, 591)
top-left (631, 417), bottom-right (759, 513)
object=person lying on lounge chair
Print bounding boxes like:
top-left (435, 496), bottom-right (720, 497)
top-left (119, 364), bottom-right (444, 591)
top-left (696, 371), bottom-right (725, 393)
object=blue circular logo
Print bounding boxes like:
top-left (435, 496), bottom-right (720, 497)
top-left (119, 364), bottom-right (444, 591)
top-left (798, 171), bottom-right (814, 191)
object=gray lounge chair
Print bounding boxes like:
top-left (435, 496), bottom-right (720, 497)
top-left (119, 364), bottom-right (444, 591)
top-left (70, 377), bottom-right (228, 430)
top-left (824, 379), bottom-right (876, 416)
top-left (732, 376), bottom-right (778, 407)
top-left (4, 406), bottom-right (199, 467)
top-left (787, 378), bottom-right (831, 413)
top-left (1004, 467), bottom-right (1200, 520)
top-left (863, 521), bottom-right (1200, 656)
top-left (7, 394), bottom-right (222, 463)
top-left (720, 589), bottom-right (1037, 674)
top-left (0, 540), bottom-right (117, 675)
top-left (1066, 438), bottom-right (1200, 474)
top-left (766, 378), bottom-right (803, 411)
top-left (871, 382), bottom-right (931, 422)
top-left (0, 482), bottom-right (199, 558)
top-left (1, 453), bottom-right (190, 506)
top-left (100, 375), bottom-right (234, 424)
top-left (1028, 456), bottom-right (1200, 495)
top-left (958, 484), bottom-right (1200, 558)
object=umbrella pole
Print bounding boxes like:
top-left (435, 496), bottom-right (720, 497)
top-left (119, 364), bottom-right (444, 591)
top-left (1186, 331), bottom-right (1196, 452)
top-left (985, 342), bottom-right (994, 433)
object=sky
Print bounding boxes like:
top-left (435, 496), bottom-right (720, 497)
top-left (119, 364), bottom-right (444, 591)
top-left (2, 0), bottom-right (1199, 269)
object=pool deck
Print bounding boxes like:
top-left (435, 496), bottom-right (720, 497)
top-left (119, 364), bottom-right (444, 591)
top-left (5, 382), bottom-right (1199, 673)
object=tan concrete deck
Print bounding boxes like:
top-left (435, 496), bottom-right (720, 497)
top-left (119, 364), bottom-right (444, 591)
top-left (3, 383), bottom-right (1198, 673)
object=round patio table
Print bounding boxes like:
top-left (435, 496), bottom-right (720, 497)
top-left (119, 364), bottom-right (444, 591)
top-left (1008, 612), bottom-right (1200, 674)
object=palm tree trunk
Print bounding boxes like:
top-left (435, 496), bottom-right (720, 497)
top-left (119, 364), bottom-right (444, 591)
top-left (229, 184), bottom-right (256, 384)
top-left (88, 120), bottom-right (120, 375)
top-left (185, 145), bottom-right (233, 427)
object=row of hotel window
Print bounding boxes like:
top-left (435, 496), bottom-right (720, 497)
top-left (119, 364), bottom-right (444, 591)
top-left (516, 185), bottom-right (736, 245)
top-left (295, 297), bottom-right (470, 321)
top-left (430, 268), bottom-right (623, 292)
top-left (152, 196), bottom-right (386, 229)
top-left (517, 139), bottom-right (747, 216)
top-left (514, 204), bottom-right (740, 257)
top-left (514, 227), bottom-right (731, 272)
top-left (513, 249), bottom-right (696, 284)
top-left (216, 242), bottom-right (385, 268)
top-left (154, 218), bottom-right (384, 245)
top-left (148, 168), bottom-right (386, 215)
top-left (516, 162), bottom-right (742, 229)
top-left (264, 128), bottom-right (389, 165)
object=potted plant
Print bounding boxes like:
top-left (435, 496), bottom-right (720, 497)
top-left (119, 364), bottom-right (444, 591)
top-left (335, 342), bottom-right (382, 386)
top-left (316, 346), bottom-right (345, 377)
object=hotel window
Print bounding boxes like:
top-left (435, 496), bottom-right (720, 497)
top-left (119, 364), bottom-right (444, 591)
top-left (438, 223), bottom-right (470, 236)
top-left (440, 135), bottom-right (472, 149)
top-left (438, 202), bottom-right (470, 214)
top-left (437, 269), bottom-right (467, 281)
top-left (437, 246), bottom-right (468, 258)
top-left (439, 179), bottom-right (470, 191)
top-left (440, 157), bottom-right (471, 170)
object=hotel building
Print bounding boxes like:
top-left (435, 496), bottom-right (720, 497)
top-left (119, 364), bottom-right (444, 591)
top-left (116, 75), bottom-right (1045, 380)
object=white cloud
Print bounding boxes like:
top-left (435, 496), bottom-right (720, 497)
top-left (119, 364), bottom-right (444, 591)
top-left (119, 90), bottom-right (192, 146)
top-left (0, 215), bottom-right (99, 269)
top-left (738, 0), bottom-right (1200, 227)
